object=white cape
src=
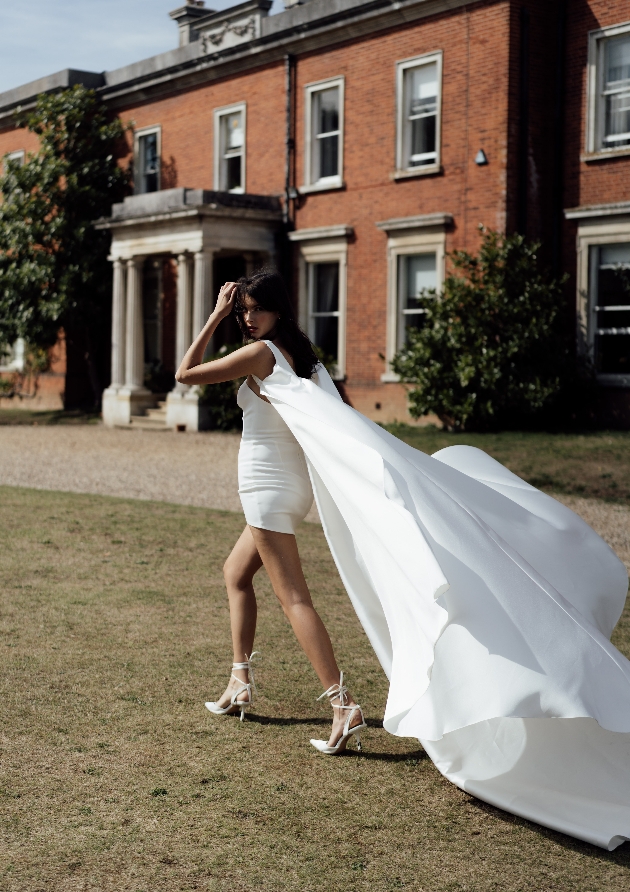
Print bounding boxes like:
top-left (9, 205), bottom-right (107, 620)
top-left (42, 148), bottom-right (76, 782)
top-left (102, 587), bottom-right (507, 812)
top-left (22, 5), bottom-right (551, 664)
top-left (258, 342), bottom-right (630, 850)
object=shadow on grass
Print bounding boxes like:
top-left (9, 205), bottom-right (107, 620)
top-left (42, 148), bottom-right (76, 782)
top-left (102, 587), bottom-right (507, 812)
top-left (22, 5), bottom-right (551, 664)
top-left (0, 408), bottom-right (100, 426)
top-left (468, 796), bottom-right (630, 862)
top-left (247, 714), bottom-right (384, 729)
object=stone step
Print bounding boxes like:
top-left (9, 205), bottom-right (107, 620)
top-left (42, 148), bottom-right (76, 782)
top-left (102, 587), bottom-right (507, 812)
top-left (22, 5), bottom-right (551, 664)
top-left (145, 407), bottom-right (167, 420)
top-left (125, 416), bottom-right (170, 431)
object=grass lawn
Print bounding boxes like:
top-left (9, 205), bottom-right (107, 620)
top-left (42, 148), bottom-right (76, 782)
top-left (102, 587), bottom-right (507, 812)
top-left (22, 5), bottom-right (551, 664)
top-left (386, 425), bottom-right (630, 503)
top-left (0, 408), bottom-right (100, 426)
top-left (2, 487), bottom-right (630, 891)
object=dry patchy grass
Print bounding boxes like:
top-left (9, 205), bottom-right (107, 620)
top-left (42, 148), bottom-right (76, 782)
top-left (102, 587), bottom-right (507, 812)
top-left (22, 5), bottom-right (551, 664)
top-left (1, 486), bottom-right (630, 891)
top-left (386, 425), bottom-right (630, 503)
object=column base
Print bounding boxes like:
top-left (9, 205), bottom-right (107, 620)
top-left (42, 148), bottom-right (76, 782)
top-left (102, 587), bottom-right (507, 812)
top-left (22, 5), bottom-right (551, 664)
top-left (166, 388), bottom-right (210, 432)
top-left (102, 386), bottom-right (155, 427)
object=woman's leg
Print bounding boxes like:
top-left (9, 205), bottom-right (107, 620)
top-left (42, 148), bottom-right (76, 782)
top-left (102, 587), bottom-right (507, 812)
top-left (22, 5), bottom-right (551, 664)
top-left (215, 526), bottom-right (263, 708)
top-left (249, 526), bottom-right (361, 745)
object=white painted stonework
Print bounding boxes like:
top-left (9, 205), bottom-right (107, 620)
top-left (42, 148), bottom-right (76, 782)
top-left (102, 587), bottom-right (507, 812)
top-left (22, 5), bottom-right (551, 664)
top-left (96, 189), bottom-right (282, 431)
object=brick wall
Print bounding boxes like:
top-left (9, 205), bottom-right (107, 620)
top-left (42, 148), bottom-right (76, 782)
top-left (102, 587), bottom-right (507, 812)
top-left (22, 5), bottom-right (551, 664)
top-left (2, 0), bottom-right (622, 421)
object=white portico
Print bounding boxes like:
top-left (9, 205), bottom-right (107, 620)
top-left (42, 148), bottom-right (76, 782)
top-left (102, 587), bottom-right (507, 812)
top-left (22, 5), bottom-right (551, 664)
top-left (96, 188), bottom-right (282, 430)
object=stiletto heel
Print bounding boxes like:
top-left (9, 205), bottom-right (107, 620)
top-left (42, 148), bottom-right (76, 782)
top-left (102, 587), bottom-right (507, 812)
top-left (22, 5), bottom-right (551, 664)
top-left (205, 652), bottom-right (260, 722)
top-left (310, 671), bottom-right (367, 755)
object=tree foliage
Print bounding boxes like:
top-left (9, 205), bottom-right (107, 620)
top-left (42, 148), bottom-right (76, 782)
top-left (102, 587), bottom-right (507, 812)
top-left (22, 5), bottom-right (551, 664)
top-left (0, 85), bottom-right (129, 361)
top-left (391, 228), bottom-right (590, 431)
top-left (199, 343), bottom-right (245, 431)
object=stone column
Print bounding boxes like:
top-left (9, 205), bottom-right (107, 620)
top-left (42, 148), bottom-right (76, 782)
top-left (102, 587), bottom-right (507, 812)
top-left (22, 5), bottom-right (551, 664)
top-left (110, 259), bottom-right (126, 388)
top-left (166, 251), bottom-right (207, 432)
top-left (125, 257), bottom-right (145, 390)
top-left (174, 253), bottom-right (193, 391)
top-left (193, 250), bottom-right (214, 341)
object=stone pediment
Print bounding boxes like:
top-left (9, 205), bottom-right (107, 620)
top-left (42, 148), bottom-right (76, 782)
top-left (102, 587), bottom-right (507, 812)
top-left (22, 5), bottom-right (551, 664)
top-left (194, 0), bottom-right (273, 52)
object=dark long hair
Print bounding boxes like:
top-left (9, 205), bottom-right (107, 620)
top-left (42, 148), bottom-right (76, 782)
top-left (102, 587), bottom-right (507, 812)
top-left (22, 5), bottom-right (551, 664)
top-left (234, 269), bottom-right (320, 379)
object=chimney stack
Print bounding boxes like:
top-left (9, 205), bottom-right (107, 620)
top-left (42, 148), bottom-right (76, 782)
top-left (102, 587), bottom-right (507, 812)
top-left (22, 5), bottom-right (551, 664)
top-left (169, 1), bottom-right (210, 47)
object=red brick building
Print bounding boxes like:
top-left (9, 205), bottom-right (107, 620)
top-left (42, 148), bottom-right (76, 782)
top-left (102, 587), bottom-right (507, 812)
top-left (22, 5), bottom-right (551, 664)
top-left (0, 0), bottom-right (629, 427)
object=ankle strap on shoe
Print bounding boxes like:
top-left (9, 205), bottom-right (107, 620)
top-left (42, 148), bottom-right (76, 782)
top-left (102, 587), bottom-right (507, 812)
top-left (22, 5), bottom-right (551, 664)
top-left (231, 651), bottom-right (260, 696)
top-left (317, 670), bottom-right (349, 707)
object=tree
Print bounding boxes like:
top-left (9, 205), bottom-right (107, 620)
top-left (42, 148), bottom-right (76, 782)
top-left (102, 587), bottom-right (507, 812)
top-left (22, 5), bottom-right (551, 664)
top-left (391, 228), bottom-right (589, 431)
top-left (0, 85), bottom-right (129, 405)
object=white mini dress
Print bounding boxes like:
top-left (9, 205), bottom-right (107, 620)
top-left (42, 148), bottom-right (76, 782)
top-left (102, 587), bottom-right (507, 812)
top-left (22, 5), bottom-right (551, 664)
top-left (237, 371), bottom-right (313, 535)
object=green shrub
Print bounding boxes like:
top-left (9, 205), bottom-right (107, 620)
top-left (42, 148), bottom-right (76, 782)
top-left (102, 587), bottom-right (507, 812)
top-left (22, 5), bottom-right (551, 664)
top-left (198, 343), bottom-right (244, 431)
top-left (391, 228), bottom-right (593, 431)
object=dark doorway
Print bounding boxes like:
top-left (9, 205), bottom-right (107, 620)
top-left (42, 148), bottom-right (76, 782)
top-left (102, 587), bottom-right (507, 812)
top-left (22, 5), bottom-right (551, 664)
top-left (212, 255), bottom-right (247, 353)
top-left (142, 257), bottom-right (176, 393)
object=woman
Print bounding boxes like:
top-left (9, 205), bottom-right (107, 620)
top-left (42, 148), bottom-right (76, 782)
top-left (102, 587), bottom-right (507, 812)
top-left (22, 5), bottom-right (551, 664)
top-left (176, 269), bottom-right (366, 754)
top-left (179, 270), bottom-right (630, 849)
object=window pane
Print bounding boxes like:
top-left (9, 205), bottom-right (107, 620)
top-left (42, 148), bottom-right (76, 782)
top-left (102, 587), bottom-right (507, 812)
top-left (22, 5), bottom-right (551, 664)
top-left (404, 254), bottom-right (437, 309)
top-left (139, 133), bottom-right (159, 193)
top-left (226, 155), bottom-right (242, 191)
top-left (410, 116), bottom-right (436, 164)
top-left (318, 134), bottom-right (339, 179)
top-left (314, 316), bottom-right (339, 361)
top-left (601, 244), bottom-right (630, 267)
top-left (313, 263), bottom-right (339, 314)
top-left (604, 36), bottom-right (630, 146)
top-left (310, 262), bottom-right (339, 363)
top-left (606, 34), bottom-right (630, 85)
top-left (226, 111), bottom-right (243, 150)
top-left (594, 243), bottom-right (630, 374)
top-left (315, 88), bottom-right (339, 136)
top-left (408, 63), bottom-right (438, 113)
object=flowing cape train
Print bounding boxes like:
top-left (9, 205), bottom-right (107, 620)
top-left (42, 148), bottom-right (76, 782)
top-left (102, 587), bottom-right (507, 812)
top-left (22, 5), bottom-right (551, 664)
top-left (257, 341), bottom-right (630, 850)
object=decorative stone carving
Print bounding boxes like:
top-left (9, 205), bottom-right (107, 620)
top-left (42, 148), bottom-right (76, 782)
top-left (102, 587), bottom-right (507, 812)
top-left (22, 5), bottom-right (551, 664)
top-left (200, 15), bottom-right (259, 51)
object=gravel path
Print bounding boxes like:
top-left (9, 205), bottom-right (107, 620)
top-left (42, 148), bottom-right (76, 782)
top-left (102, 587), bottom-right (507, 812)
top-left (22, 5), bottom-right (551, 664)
top-left (0, 425), bottom-right (321, 522)
top-left (0, 425), bottom-right (628, 571)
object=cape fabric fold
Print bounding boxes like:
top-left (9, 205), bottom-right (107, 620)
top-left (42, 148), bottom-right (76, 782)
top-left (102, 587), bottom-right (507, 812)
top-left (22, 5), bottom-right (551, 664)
top-left (257, 342), bottom-right (630, 849)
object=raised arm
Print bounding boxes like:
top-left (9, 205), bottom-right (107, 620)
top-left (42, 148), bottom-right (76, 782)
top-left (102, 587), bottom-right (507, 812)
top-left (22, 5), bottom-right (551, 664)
top-left (175, 283), bottom-right (275, 386)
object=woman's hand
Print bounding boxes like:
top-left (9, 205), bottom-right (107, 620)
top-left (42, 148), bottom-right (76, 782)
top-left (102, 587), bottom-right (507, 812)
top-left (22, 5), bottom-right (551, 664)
top-left (214, 282), bottom-right (237, 320)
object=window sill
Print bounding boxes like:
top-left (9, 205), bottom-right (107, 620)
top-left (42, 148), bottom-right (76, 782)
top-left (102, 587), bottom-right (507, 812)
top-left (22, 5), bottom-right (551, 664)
top-left (299, 180), bottom-right (345, 195)
top-left (380, 371), bottom-right (401, 383)
top-left (597, 373), bottom-right (630, 388)
top-left (582, 148), bottom-right (630, 163)
top-left (391, 165), bottom-right (442, 181)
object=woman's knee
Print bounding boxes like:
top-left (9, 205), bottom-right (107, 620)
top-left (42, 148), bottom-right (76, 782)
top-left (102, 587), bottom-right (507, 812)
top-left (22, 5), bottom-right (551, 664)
top-left (223, 555), bottom-right (252, 591)
top-left (275, 590), bottom-right (314, 616)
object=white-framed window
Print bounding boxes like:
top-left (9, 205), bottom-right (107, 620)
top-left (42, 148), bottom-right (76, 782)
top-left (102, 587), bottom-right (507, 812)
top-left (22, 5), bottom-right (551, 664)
top-left (396, 252), bottom-right (438, 350)
top-left (134, 126), bottom-right (161, 194)
top-left (587, 22), bottom-right (630, 156)
top-left (396, 52), bottom-right (442, 175)
top-left (376, 216), bottom-right (447, 380)
top-left (303, 77), bottom-right (344, 191)
top-left (214, 103), bottom-right (246, 193)
top-left (3, 150), bottom-right (25, 173)
top-left (588, 242), bottom-right (630, 378)
top-left (290, 227), bottom-right (350, 378)
top-left (571, 210), bottom-right (630, 386)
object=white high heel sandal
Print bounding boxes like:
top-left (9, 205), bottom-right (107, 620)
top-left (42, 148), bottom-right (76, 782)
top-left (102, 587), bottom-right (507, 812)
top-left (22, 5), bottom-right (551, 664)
top-left (310, 672), bottom-right (367, 755)
top-left (205, 652), bottom-right (260, 722)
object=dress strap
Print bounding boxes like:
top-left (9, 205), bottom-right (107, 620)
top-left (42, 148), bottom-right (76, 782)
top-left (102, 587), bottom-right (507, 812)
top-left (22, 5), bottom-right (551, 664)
top-left (261, 339), bottom-right (294, 375)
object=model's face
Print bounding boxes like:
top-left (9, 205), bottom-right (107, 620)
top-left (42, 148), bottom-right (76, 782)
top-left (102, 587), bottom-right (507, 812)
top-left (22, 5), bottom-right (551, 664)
top-left (242, 295), bottom-right (279, 339)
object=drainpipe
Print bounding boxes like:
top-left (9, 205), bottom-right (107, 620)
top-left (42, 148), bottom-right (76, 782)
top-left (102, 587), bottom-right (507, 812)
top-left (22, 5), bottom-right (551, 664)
top-left (551, 1), bottom-right (567, 275)
top-left (284, 53), bottom-right (295, 227)
top-left (517, 6), bottom-right (530, 235)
